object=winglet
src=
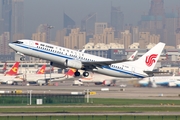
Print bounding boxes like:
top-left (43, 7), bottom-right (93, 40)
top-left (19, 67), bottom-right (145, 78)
top-left (4, 62), bottom-right (19, 76)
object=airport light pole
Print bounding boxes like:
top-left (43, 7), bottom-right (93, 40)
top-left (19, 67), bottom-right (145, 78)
top-left (86, 89), bottom-right (89, 103)
top-left (29, 90), bottom-right (32, 105)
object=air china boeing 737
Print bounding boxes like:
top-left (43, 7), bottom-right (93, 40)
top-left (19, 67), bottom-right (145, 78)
top-left (9, 39), bottom-right (165, 78)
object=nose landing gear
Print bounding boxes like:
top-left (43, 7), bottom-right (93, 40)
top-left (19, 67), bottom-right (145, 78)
top-left (20, 57), bottom-right (25, 61)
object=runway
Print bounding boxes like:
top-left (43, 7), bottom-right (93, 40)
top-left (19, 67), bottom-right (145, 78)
top-left (0, 80), bottom-right (179, 100)
top-left (0, 80), bottom-right (180, 117)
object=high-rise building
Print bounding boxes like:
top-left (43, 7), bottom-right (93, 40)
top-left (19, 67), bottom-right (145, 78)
top-left (11, 0), bottom-right (24, 41)
top-left (95, 22), bottom-right (108, 34)
top-left (64, 28), bottom-right (86, 49)
top-left (149, 0), bottom-right (164, 16)
top-left (164, 13), bottom-right (178, 46)
top-left (0, 32), bottom-right (10, 55)
top-left (139, 0), bottom-right (164, 44)
top-left (1, 0), bottom-right (12, 35)
top-left (63, 12), bottom-right (75, 29)
top-left (132, 27), bottom-right (139, 43)
top-left (89, 28), bottom-right (114, 44)
top-left (120, 30), bottom-right (131, 49)
top-left (55, 29), bottom-right (67, 46)
top-left (111, 6), bottom-right (124, 37)
top-left (1, 0), bottom-right (24, 42)
top-left (35, 24), bottom-right (54, 43)
top-left (81, 13), bottom-right (97, 36)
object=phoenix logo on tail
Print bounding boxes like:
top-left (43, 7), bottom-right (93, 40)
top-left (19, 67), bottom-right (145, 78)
top-left (145, 54), bottom-right (158, 67)
top-left (5, 62), bottom-right (19, 76)
top-left (36, 65), bottom-right (46, 74)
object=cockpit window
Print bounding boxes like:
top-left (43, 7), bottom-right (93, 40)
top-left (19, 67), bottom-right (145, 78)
top-left (12, 41), bottom-right (23, 44)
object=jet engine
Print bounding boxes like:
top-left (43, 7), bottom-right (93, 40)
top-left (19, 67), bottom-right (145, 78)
top-left (102, 80), bottom-right (111, 86)
top-left (37, 80), bottom-right (46, 86)
top-left (6, 81), bottom-right (14, 85)
top-left (64, 59), bottom-right (83, 69)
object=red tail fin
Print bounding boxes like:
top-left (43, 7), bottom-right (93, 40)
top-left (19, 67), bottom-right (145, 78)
top-left (66, 68), bottom-right (76, 76)
top-left (5, 62), bottom-right (19, 76)
top-left (36, 64), bottom-right (46, 74)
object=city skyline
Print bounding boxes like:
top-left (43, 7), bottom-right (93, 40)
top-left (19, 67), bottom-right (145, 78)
top-left (20, 0), bottom-right (180, 38)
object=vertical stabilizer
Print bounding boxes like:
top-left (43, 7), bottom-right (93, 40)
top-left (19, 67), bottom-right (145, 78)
top-left (134, 42), bottom-right (165, 71)
top-left (36, 64), bottom-right (46, 74)
top-left (128, 51), bottom-right (138, 60)
top-left (5, 62), bottom-right (19, 76)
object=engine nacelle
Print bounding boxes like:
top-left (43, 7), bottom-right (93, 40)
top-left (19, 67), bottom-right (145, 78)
top-left (64, 59), bottom-right (82, 69)
top-left (37, 80), bottom-right (46, 86)
top-left (50, 62), bottom-right (66, 69)
top-left (102, 80), bottom-right (111, 86)
top-left (168, 82), bottom-right (177, 87)
top-left (6, 81), bottom-right (14, 85)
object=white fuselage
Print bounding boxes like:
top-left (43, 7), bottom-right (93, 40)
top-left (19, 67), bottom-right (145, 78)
top-left (9, 40), bottom-right (149, 78)
top-left (20, 73), bottom-right (67, 82)
top-left (139, 76), bottom-right (180, 87)
top-left (0, 75), bottom-right (23, 83)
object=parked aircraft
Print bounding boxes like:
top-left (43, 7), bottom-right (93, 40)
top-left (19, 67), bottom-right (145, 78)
top-left (138, 75), bottom-right (180, 87)
top-left (9, 40), bottom-right (165, 79)
top-left (1, 63), bottom-right (47, 85)
top-left (0, 62), bottom-right (21, 84)
top-left (6, 64), bottom-right (67, 85)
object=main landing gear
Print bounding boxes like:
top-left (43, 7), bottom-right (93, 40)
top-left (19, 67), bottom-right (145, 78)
top-left (83, 71), bottom-right (89, 77)
top-left (74, 70), bottom-right (89, 77)
top-left (16, 51), bottom-right (25, 61)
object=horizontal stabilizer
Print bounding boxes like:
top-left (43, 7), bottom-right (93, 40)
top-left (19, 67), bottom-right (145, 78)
top-left (144, 71), bottom-right (169, 76)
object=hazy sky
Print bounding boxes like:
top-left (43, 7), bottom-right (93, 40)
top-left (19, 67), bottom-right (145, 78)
top-left (23, 0), bottom-right (180, 38)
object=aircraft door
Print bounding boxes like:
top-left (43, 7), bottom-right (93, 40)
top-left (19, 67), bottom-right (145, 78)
top-left (29, 41), bottom-right (34, 48)
top-left (131, 67), bottom-right (135, 73)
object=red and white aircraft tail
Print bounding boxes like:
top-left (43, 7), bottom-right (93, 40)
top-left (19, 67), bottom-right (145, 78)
top-left (36, 64), bottom-right (46, 74)
top-left (4, 62), bottom-right (20, 76)
top-left (131, 42), bottom-right (165, 71)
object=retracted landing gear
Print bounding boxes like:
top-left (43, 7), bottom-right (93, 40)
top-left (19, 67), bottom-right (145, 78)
top-left (20, 56), bottom-right (25, 61)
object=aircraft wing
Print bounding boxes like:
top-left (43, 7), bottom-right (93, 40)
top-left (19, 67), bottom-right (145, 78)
top-left (82, 59), bottom-right (129, 69)
top-left (144, 71), bottom-right (169, 76)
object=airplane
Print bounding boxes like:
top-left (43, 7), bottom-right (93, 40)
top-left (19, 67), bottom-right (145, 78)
top-left (138, 74), bottom-right (180, 87)
top-left (0, 63), bottom-right (46, 85)
top-left (0, 62), bottom-right (21, 84)
top-left (9, 39), bottom-right (165, 79)
top-left (0, 62), bottom-right (7, 74)
top-left (78, 50), bottom-right (139, 86)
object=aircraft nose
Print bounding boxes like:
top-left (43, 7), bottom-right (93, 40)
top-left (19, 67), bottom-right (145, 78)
top-left (8, 43), bottom-right (12, 47)
top-left (8, 43), bottom-right (15, 49)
